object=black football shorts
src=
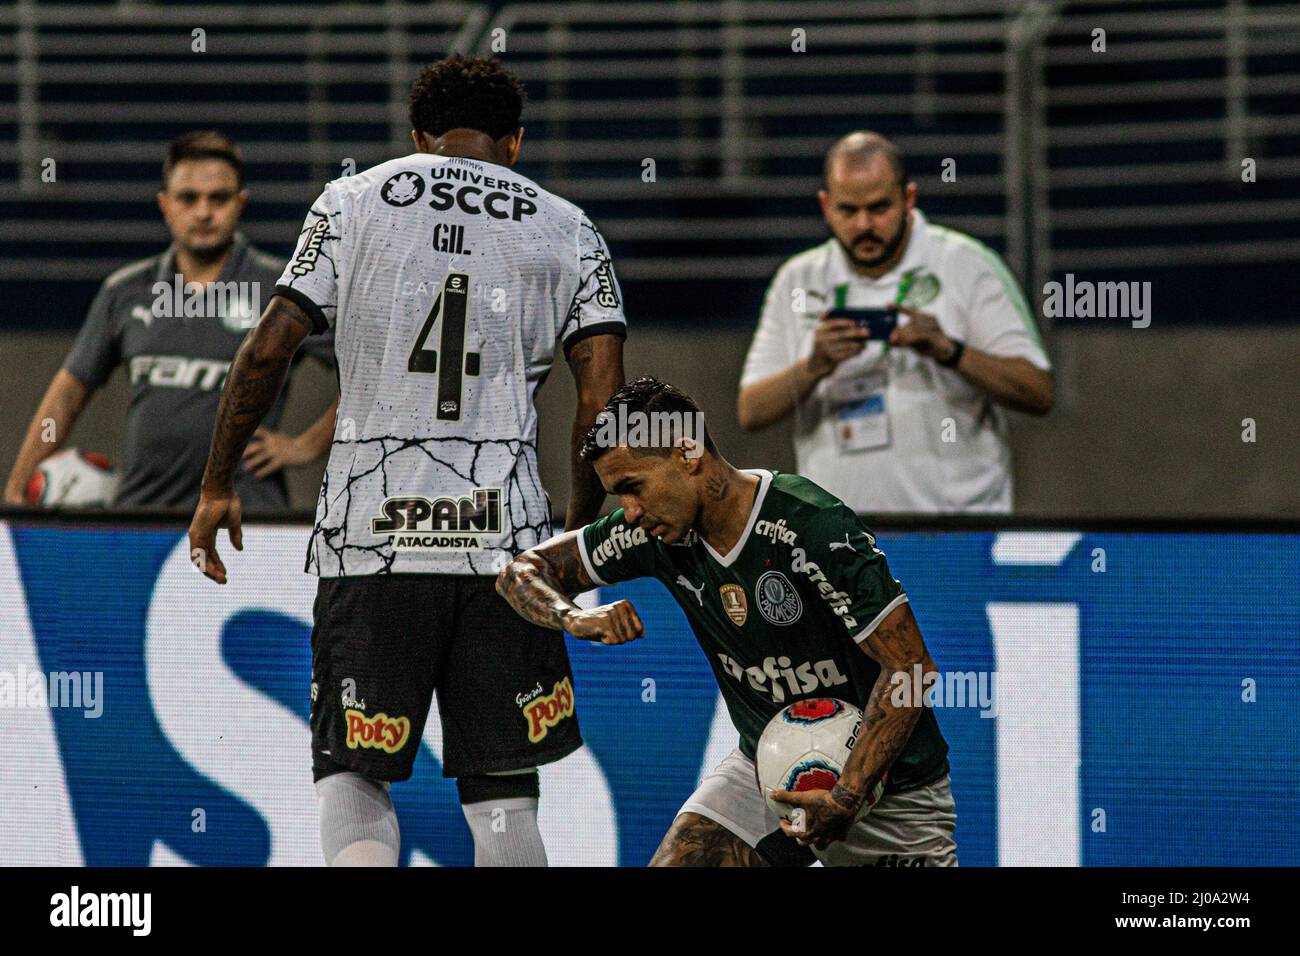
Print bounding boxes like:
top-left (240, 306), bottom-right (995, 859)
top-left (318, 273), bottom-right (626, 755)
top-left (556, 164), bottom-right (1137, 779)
top-left (309, 573), bottom-right (582, 782)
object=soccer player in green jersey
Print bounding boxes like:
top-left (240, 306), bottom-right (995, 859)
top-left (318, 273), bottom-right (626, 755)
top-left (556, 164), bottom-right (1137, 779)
top-left (497, 377), bottom-right (957, 867)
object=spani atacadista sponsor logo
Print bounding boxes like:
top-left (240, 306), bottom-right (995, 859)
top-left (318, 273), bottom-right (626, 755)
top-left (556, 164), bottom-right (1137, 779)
top-left (370, 488), bottom-right (502, 551)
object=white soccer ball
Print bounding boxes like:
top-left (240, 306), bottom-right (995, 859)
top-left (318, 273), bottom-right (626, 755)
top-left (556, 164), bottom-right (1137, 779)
top-left (756, 698), bottom-right (870, 819)
top-left (25, 448), bottom-right (119, 508)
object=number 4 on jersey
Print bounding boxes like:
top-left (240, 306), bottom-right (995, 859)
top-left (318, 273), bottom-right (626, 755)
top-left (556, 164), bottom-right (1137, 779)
top-left (407, 271), bottom-right (480, 421)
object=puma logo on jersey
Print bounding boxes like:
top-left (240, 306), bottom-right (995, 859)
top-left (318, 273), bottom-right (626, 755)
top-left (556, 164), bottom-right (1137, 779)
top-left (676, 575), bottom-right (705, 606)
top-left (830, 531), bottom-right (881, 555)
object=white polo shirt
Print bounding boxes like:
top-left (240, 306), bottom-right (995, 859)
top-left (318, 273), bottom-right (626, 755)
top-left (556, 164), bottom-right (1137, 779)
top-left (740, 209), bottom-right (1050, 514)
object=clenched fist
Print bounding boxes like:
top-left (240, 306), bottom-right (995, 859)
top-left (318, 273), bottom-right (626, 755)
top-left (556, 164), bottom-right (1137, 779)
top-left (561, 601), bottom-right (645, 645)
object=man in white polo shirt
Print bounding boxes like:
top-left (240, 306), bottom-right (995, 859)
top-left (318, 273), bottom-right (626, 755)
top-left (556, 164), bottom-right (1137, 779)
top-left (737, 131), bottom-right (1053, 514)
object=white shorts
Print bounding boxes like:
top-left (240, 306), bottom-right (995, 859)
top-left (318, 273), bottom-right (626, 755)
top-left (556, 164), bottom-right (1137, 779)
top-left (678, 748), bottom-right (958, 867)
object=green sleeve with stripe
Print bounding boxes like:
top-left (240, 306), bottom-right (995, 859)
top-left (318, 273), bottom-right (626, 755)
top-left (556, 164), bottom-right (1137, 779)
top-left (578, 508), bottom-right (659, 586)
top-left (799, 504), bottom-right (908, 644)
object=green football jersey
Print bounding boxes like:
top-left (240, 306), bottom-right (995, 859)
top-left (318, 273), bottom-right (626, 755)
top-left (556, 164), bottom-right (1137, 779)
top-left (578, 469), bottom-right (949, 793)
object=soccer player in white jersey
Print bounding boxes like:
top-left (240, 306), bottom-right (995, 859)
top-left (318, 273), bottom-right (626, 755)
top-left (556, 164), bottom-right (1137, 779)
top-left (187, 55), bottom-right (627, 866)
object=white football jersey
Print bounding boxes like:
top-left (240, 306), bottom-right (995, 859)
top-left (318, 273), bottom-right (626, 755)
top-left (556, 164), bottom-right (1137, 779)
top-left (274, 153), bottom-right (627, 577)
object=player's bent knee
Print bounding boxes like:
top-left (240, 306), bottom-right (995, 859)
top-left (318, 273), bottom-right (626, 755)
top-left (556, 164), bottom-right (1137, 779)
top-left (649, 812), bottom-right (764, 867)
top-left (316, 770), bottom-right (400, 867)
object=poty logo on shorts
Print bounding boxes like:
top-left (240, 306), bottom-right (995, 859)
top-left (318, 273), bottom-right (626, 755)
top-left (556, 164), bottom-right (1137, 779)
top-left (344, 709), bottom-right (410, 753)
top-left (523, 677), bottom-right (575, 743)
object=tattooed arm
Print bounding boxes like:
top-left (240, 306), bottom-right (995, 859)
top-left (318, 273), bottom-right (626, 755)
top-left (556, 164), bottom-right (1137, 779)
top-left (565, 334), bottom-right (624, 531)
top-left (834, 603), bottom-right (934, 808)
top-left (188, 295), bottom-right (313, 583)
top-left (496, 530), bottom-right (644, 645)
top-left (774, 603), bottom-right (935, 848)
top-left (202, 294), bottom-right (313, 493)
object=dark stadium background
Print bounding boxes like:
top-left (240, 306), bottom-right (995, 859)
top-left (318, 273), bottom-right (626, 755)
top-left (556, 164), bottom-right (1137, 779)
top-left (1, 0), bottom-right (1297, 517)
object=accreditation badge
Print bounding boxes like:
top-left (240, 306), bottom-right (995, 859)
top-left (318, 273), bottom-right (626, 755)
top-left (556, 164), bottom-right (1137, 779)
top-left (834, 368), bottom-right (890, 453)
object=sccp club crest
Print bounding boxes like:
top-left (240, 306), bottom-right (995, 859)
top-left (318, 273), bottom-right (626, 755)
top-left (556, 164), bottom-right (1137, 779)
top-left (382, 171), bottom-right (425, 207)
top-left (755, 570), bottom-right (802, 626)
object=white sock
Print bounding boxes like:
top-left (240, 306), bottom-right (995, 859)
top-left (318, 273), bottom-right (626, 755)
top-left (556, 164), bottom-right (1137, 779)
top-left (461, 796), bottom-right (547, 867)
top-left (332, 839), bottom-right (399, 867)
top-left (316, 771), bottom-right (400, 867)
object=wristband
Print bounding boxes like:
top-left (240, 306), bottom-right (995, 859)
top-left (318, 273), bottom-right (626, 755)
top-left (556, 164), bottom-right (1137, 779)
top-left (938, 338), bottom-right (965, 368)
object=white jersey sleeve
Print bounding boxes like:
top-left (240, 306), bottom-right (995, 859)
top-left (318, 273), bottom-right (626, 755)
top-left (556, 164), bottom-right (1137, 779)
top-left (559, 213), bottom-right (627, 356)
top-left (740, 261), bottom-right (798, 388)
top-left (274, 186), bottom-right (343, 333)
top-left (960, 245), bottom-right (1051, 370)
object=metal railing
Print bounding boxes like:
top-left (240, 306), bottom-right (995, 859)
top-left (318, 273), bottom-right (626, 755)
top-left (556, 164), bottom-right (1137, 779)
top-left (0, 0), bottom-right (1296, 318)
top-left (0, 1), bottom-right (489, 280)
top-left (476, 0), bottom-right (1026, 280)
top-left (1030, 0), bottom-right (1300, 299)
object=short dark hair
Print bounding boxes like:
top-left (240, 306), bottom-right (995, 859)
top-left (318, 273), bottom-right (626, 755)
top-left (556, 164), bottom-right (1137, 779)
top-left (580, 377), bottom-right (718, 463)
top-left (162, 130), bottom-right (244, 189)
top-left (408, 54), bottom-right (526, 141)
top-left (823, 130), bottom-right (907, 190)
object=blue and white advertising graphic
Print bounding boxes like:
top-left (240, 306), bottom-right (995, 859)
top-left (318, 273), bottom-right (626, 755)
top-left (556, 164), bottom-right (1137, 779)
top-left (1, 520), bottom-right (1297, 866)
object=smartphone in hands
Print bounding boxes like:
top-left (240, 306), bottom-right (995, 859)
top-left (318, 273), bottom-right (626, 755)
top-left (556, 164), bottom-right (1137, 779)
top-left (827, 307), bottom-right (899, 341)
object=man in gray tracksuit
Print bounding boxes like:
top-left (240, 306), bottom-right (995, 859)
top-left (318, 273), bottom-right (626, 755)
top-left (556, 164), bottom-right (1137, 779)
top-left (4, 130), bottom-right (337, 512)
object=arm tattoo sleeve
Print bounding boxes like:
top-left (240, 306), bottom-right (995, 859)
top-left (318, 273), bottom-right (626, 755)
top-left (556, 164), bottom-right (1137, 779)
top-left (495, 534), bottom-right (594, 630)
top-left (201, 297), bottom-right (313, 495)
top-left (836, 607), bottom-right (933, 802)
